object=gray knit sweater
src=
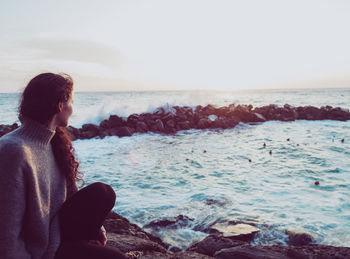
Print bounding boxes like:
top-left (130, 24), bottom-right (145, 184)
top-left (0, 119), bottom-right (76, 259)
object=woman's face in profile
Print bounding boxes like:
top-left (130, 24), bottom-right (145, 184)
top-left (56, 92), bottom-right (74, 127)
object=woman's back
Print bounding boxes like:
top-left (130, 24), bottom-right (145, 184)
top-left (0, 119), bottom-right (67, 258)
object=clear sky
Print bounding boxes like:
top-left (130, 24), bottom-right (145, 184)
top-left (1, 0), bottom-right (350, 92)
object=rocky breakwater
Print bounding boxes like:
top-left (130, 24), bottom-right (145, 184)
top-left (65, 104), bottom-right (350, 140)
top-left (105, 211), bottom-right (350, 258)
top-left (0, 104), bottom-right (349, 139)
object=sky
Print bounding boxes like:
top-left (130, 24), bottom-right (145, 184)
top-left (1, 0), bottom-right (350, 92)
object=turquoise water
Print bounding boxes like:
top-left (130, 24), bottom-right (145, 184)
top-left (74, 120), bottom-right (350, 248)
top-left (1, 88), bottom-right (350, 248)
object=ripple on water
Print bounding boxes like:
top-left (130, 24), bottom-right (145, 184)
top-left (325, 167), bottom-right (341, 174)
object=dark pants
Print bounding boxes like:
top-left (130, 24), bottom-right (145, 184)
top-left (55, 182), bottom-right (126, 259)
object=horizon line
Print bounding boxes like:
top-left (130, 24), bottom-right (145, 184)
top-left (1, 86), bottom-right (350, 94)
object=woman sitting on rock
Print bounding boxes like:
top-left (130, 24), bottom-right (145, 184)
top-left (0, 73), bottom-right (126, 259)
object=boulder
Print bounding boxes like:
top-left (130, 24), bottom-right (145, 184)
top-left (172, 251), bottom-right (214, 259)
top-left (286, 230), bottom-right (314, 246)
top-left (110, 115), bottom-right (126, 127)
top-left (254, 244), bottom-right (350, 259)
top-left (144, 215), bottom-right (194, 229)
top-left (253, 104), bottom-right (278, 120)
top-left (161, 113), bottom-right (175, 122)
top-left (214, 246), bottom-right (289, 259)
top-left (155, 119), bottom-right (165, 132)
top-left (80, 123), bottom-right (101, 139)
top-left (109, 127), bottom-right (134, 137)
top-left (296, 106), bottom-right (323, 120)
top-left (104, 211), bottom-right (167, 247)
top-left (135, 121), bottom-right (149, 133)
top-left (107, 233), bottom-right (167, 254)
top-left (127, 114), bottom-right (141, 126)
top-left (165, 119), bottom-right (176, 129)
top-left (176, 121), bottom-right (191, 130)
top-left (200, 105), bottom-right (217, 116)
top-left (126, 250), bottom-right (214, 259)
top-left (197, 118), bottom-right (211, 129)
top-left (327, 107), bottom-right (350, 121)
top-left (66, 126), bottom-right (79, 140)
top-left (187, 235), bottom-right (246, 256)
top-left (208, 223), bottom-right (260, 241)
top-left (210, 118), bottom-right (231, 129)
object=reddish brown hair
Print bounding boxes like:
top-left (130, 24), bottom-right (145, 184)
top-left (19, 73), bottom-right (83, 187)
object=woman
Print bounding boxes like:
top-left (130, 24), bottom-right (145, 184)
top-left (0, 73), bottom-right (126, 259)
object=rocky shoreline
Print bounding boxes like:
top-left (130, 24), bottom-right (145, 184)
top-left (104, 211), bottom-right (350, 259)
top-left (1, 103), bottom-right (349, 140)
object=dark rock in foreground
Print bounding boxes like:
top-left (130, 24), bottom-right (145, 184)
top-left (214, 246), bottom-right (290, 259)
top-left (104, 212), bottom-right (350, 259)
top-left (187, 235), bottom-right (246, 256)
top-left (143, 215), bottom-right (194, 229)
top-left (286, 230), bottom-right (315, 246)
top-left (208, 222), bottom-right (260, 242)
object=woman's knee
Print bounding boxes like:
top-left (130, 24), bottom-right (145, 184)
top-left (88, 182), bottom-right (116, 205)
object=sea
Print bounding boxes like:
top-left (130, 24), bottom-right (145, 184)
top-left (1, 88), bottom-right (350, 249)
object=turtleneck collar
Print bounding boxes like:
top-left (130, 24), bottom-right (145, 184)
top-left (18, 117), bottom-right (56, 146)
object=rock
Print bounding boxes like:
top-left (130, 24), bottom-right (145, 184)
top-left (172, 251), bottom-right (214, 258)
top-left (3, 103), bottom-right (350, 141)
top-left (109, 126), bottom-right (134, 137)
top-left (204, 199), bottom-right (227, 207)
top-left (135, 121), bottom-right (149, 132)
top-left (80, 123), bottom-right (100, 139)
top-left (102, 211), bottom-right (350, 259)
top-left (126, 250), bottom-right (214, 259)
top-left (161, 113), bottom-right (175, 122)
top-left (214, 246), bottom-right (289, 259)
top-left (66, 126), bottom-right (79, 140)
top-left (144, 215), bottom-right (194, 229)
top-left (109, 115), bottom-right (127, 127)
top-left (187, 235), bottom-right (246, 256)
top-left (177, 121), bottom-right (191, 130)
top-left (197, 118), bottom-right (211, 129)
top-left (254, 113), bottom-right (267, 122)
top-left (327, 107), bottom-right (350, 121)
top-left (100, 115), bottom-right (127, 129)
top-left (286, 230), bottom-right (314, 246)
top-left (104, 211), bottom-right (167, 247)
top-left (296, 106), bottom-right (323, 120)
top-left (257, 244), bottom-right (350, 259)
top-left (165, 119), bottom-right (176, 129)
top-left (155, 119), bottom-right (165, 132)
top-left (127, 114), bottom-right (141, 126)
top-left (99, 119), bottom-right (112, 129)
top-left (200, 105), bottom-right (217, 116)
top-left (208, 223), bottom-right (260, 241)
top-left (127, 251), bottom-right (173, 259)
top-left (107, 233), bottom-right (168, 254)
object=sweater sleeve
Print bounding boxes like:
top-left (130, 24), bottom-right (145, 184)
top-left (0, 142), bottom-right (31, 259)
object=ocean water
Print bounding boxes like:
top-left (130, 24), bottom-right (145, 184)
top-left (1, 88), bottom-right (350, 249)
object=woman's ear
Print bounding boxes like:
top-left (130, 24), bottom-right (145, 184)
top-left (57, 102), bottom-right (63, 113)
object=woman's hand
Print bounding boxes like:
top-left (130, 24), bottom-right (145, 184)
top-left (87, 226), bottom-right (107, 246)
top-left (98, 227), bottom-right (108, 246)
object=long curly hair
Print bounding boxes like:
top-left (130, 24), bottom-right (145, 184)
top-left (19, 72), bottom-right (83, 187)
